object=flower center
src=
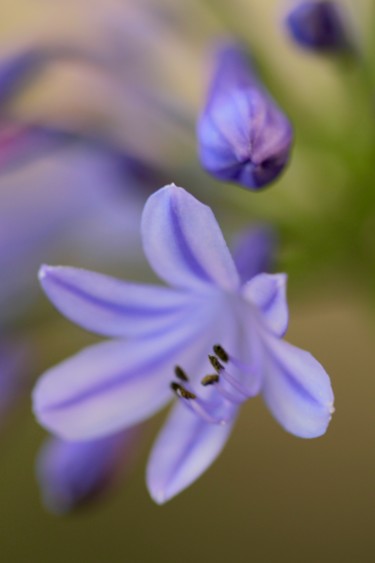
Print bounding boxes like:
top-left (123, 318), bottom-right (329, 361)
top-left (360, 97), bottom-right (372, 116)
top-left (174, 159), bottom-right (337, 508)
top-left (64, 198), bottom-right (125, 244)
top-left (170, 344), bottom-right (259, 425)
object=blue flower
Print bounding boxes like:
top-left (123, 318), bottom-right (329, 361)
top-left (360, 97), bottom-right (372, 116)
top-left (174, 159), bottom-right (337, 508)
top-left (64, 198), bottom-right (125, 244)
top-left (197, 44), bottom-right (293, 190)
top-left (285, 1), bottom-right (351, 53)
top-left (33, 184), bottom-right (334, 503)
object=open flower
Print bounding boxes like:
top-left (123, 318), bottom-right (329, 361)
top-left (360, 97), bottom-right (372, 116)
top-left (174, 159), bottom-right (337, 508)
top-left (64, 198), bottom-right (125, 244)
top-left (33, 184), bottom-right (334, 503)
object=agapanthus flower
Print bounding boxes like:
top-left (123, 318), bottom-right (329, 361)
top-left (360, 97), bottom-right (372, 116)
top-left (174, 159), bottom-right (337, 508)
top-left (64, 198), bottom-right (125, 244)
top-left (33, 184), bottom-right (334, 503)
top-left (285, 1), bottom-right (351, 54)
top-left (197, 44), bottom-right (293, 190)
top-left (36, 427), bottom-right (139, 514)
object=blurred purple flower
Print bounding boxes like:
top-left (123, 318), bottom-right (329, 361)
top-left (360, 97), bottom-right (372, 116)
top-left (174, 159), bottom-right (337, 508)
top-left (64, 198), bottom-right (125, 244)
top-left (285, 1), bottom-right (351, 53)
top-left (36, 427), bottom-right (139, 514)
top-left (197, 44), bottom-right (293, 190)
top-left (33, 184), bottom-right (333, 503)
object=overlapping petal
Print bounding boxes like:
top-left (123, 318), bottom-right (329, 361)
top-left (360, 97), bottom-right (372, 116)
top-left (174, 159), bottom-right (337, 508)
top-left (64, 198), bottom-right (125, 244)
top-left (39, 265), bottom-right (197, 337)
top-left (141, 184), bottom-right (240, 292)
top-left (147, 402), bottom-right (236, 504)
top-left (262, 336), bottom-right (334, 438)
top-left (243, 273), bottom-right (288, 337)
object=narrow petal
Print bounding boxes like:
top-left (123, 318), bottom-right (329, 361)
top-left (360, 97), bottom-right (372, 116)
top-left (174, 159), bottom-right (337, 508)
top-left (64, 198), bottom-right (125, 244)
top-left (39, 265), bottom-right (197, 338)
top-left (141, 184), bottom-right (240, 292)
top-left (36, 428), bottom-right (139, 514)
top-left (33, 304), bottom-right (217, 440)
top-left (262, 336), bottom-right (334, 438)
top-left (146, 402), bottom-right (236, 504)
top-left (243, 273), bottom-right (288, 337)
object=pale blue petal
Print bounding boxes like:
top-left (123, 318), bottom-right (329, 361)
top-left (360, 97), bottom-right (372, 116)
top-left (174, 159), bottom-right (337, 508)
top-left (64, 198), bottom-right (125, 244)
top-left (243, 273), bottom-right (288, 337)
top-left (146, 402), bottom-right (236, 504)
top-left (141, 184), bottom-right (240, 292)
top-left (39, 265), bottom-right (197, 337)
top-left (33, 304), bottom-right (217, 440)
top-left (262, 335), bottom-right (334, 438)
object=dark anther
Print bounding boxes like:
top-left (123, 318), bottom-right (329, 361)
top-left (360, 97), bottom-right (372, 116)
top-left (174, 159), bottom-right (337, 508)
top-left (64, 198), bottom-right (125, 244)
top-left (208, 355), bottom-right (224, 373)
top-left (201, 374), bottom-right (219, 386)
top-left (174, 365), bottom-right (189, 381)
top-left (170, 381), bottom-right (196, 400)
top-left (213, 344), bottom-right (228, 363)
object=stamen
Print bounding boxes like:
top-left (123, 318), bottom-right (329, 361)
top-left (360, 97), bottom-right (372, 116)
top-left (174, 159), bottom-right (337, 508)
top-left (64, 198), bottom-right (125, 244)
top-left (208, 355), bottom-right (224, 373)
top-left (213, 344), bottom-right (228, 363)
top-left (170, 382), bottom-right (196, 400)
top-left (201, 373), bottom-right (245, 405)
top-left (174, 365), bottom-right (189, 382)
top-left (220, 368), bottom-right (252, 398)
top-left (201, 374), bottom-right (219, 386)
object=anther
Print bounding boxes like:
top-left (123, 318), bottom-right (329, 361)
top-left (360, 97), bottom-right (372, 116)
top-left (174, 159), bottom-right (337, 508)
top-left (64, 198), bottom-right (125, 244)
top-left (174, 365), bottom-right (189, 382)
top-left (170, 382), bottom-right (196, 400)
top-left (201, 374), bottom-right (220, 386)
top-left (208, 355), bottom-right (224, 373)
top-left (213, 345), bottom-right (228, 363)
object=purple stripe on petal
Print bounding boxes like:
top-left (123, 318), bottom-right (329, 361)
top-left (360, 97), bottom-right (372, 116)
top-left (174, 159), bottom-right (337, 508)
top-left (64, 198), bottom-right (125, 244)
top-left (39, 265), bottom-right (199, 338)
top-left (147, 402), bottom-right (236, 504)
top-left (262, 336), bottom-right (334, 438)
top-left (142, 184), bottom-right (240, 292)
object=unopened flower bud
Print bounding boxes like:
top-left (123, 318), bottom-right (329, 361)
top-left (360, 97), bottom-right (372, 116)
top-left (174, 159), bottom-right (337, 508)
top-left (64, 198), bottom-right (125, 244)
top-left (197, 43), bottom-right (293, 190)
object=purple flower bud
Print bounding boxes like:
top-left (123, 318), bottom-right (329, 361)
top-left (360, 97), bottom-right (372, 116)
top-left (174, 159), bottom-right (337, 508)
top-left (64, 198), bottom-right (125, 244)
top-left (197, 43), bottom-right (293, 190)
top-left (285, 1), bottom-right (350, 53)
top-left (36, 428), bottom-right (139, 514)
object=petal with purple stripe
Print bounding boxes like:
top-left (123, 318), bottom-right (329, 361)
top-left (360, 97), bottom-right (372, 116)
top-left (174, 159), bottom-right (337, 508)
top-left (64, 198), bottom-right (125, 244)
top-left (262, 335), bottom-right (334, 438)
top-left (33, 303), bottom-right (218, 440)
top-left (141, 184), bottom-right (240, 292)
top-left (147, 402), bottom-right (236, 504)
top-left (39, 265), bottom-right (197, 338)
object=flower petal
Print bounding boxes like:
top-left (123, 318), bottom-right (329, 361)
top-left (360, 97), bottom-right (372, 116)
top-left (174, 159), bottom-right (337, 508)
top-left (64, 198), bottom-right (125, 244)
top-left (141, 184), bottom-right (240, 292)
top-left (39, 265), bottom-right (197, 337)
top-left (33, 304), bottom-right (217, 440)
top-left (262, 336), bottom-right (334, 438)
top-left (146, 402), bottom-right (236, 504)
top-left (243, 273), bottom-right (288, 337)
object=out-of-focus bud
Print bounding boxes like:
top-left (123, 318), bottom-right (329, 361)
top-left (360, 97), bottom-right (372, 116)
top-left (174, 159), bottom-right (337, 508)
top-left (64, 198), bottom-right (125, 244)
top-left (231, 225), bottom-right (277, 283)
top-left (197, 43), bottom-right (293, 191)
top-left (285, 1), bottom-right (351, 53)
top-left (36, 428), bottom-right (139, 514)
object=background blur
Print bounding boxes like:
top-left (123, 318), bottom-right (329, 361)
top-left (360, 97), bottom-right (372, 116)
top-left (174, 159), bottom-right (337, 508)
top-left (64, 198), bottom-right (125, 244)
top-left (0, 0), bottom-right (375, 562)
